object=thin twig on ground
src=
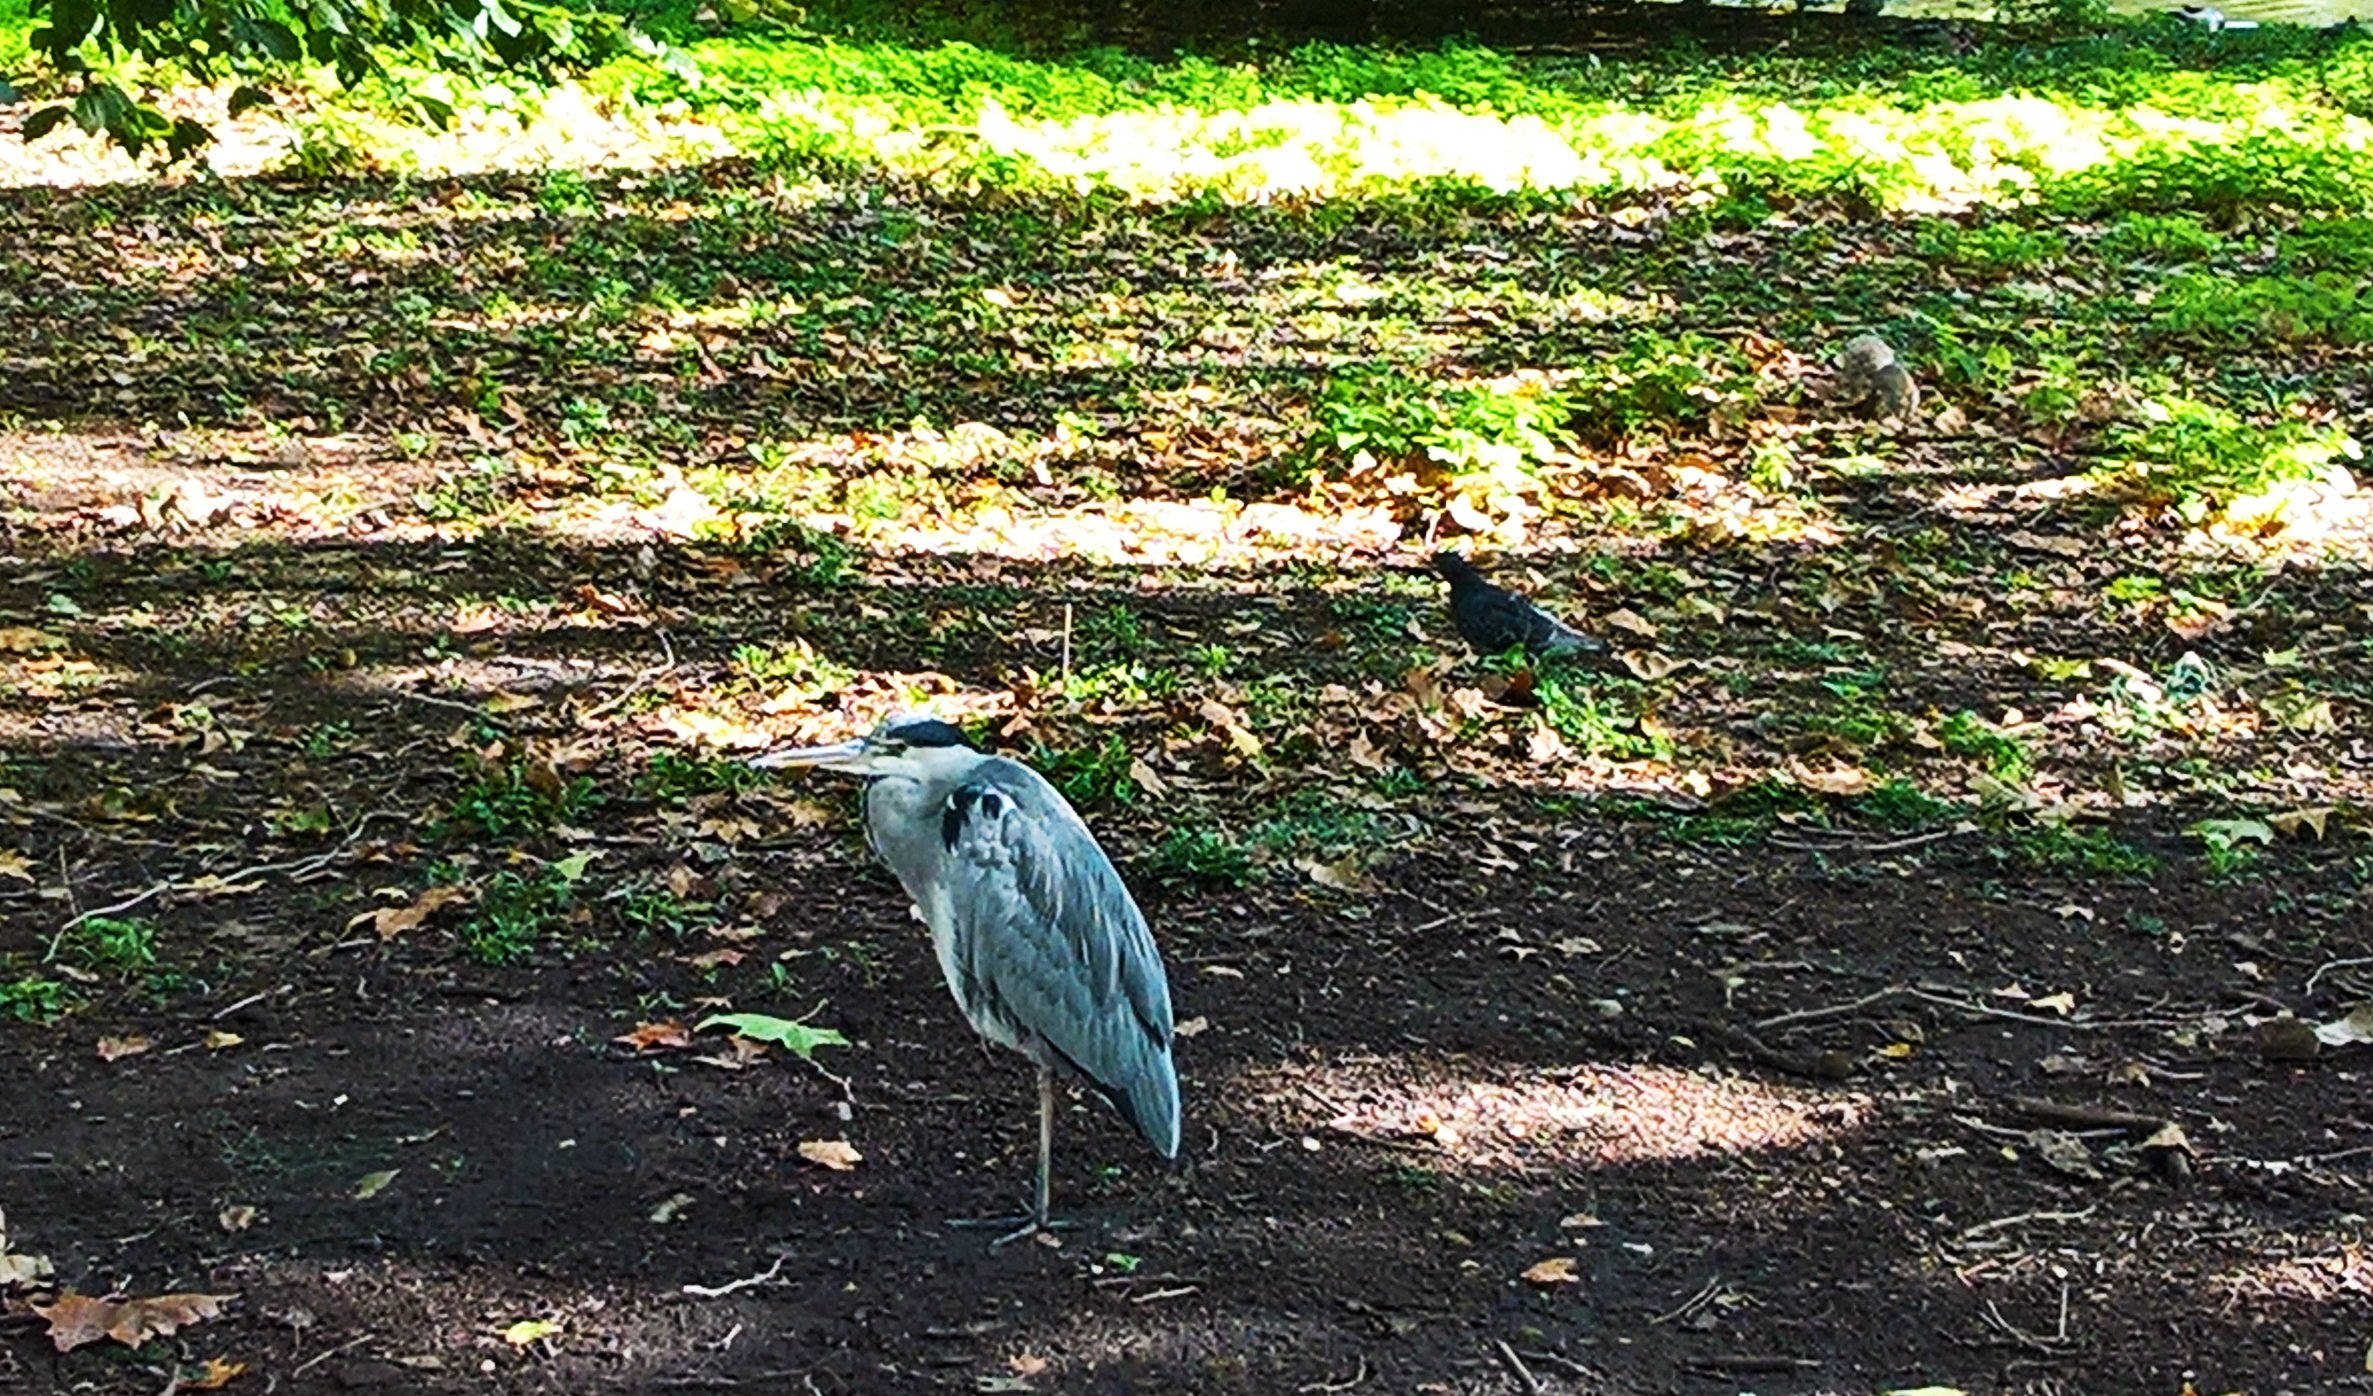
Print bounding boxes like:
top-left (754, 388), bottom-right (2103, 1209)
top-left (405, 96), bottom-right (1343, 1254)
top-left (1648, 1276), bottom-right (1724, 1326)
top-left (289, 1335), bottom-right (373, 1378)
top-left (48, 811), bottom-right (405, 955)
top-left (682, 1253), bottom-right (788, 1299)
top-left (209, 984), bottom-right (291, 1021)
top-left (579, 630), bottom-right (678, 722)
top-left (1752, 985), bottom-right (1909, 1033)
top-left (1492, 1340), bottom-right (1543, 1396)
top-left (1767, 826), bottom-right (1971, 855)
top-left (1681, 1355), bottom-right (1820, 1374)
top-left (2007, 1096), bottom-right (2170, 1133)
top-left (1958, 1206), bottom-right (2098, 1239)
top-left (2306, 956), bottom-right (2373, 995)
top-left (1295, 1359), bottom-right (1368, 1395)
top-left (1980, 1293), bottom-right (2074, 1355)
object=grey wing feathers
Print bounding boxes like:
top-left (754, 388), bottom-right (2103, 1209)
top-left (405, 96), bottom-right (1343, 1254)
top-left (939, 760), bottom-right (1181, 1157)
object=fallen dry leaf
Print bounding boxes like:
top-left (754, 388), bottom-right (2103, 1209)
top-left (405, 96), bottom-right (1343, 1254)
top-left (2313, 1004), bottom-right (2373, 1048)
top-left (218, 1205), bottom-right (258, 1233)
top-left (1127, 756), bottom-right (1170, 797)
top-left (1296, 855), bottom-right (1376, 893)
top-left (798, 1139), bottom-right (863, 1171)
top-left (183, 1357), bottom-right (247, 1390)
top-left (1790, 761), bottom-right (1873, 796)
top-left (1521, 1257), bottom-right (1580, 1287)
top-left (1174, 1015), bottom-right (1209, 1038)
top-left (2269, 807), bottom-right (2334, 840)
top-left (1601, 607), bottom-right (1659, 639)
top-left (31, 1291), bottom-right (237, 1353)
top-left (690, 1034), bottom-right (771, 1071)
top-left (96, 1034), bottom-right (152, 1062)
top-left (349, 884), bottom-right (470, 942)
top-left (2004, 530), bottom-right (2087, 558)
top-left (1618, 649), bottom-right (1685, 681)
top-left (614, 1019), bottom-right (693, 1052)
top-left (352, 1169), bottom-right (400, 1199)
top-left (0, 1206), bottom-right (53, 1291)
top-left (203, 1030), bottom-right (244, 1051)
top-left (503, 1317), bottom-right (562, 1347)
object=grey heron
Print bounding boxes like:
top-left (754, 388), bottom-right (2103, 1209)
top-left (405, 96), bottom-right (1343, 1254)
top-left (1433, 552), bottom-right (1609, 660)
top-left (751, 714), bottom-right (1180, 1246)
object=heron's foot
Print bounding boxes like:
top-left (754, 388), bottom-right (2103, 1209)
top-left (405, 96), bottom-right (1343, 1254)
top-left (947, 1211), bottom-right (1076, 1248)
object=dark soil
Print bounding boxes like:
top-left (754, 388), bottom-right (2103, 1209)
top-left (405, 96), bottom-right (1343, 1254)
top-left (2, 531), bottom-right (2369, 1396)
top-left (1, 138), bottom-right (2370, 1396)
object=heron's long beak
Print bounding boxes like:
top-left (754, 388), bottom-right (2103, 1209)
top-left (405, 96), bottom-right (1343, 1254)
top-left (749, 739), bottom-right (869, 771)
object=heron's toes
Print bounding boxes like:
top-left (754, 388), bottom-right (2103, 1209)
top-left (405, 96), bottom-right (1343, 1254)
top-left (946, 1211), bottom-right (1075, 1247)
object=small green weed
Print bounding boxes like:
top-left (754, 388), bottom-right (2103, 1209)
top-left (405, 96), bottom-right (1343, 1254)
top-left (730, 638), bottom-right (857, 701)
top-left (1997, 825), bottom-right (2159, 877)
top-left (464, 867), bottom-right (578, 965)
top-left (1917, 221), bottom-right (2067, 276)
top-left (413, 457), bottom-right (513, 523)
top-left (2155, 272), bottom-right (2373, 348)
top-left (442, 760), bottom-right (601, 838)
top-left (2102, 212), bottom-right (2219, 263)
top-left (1313, 365), bottom-right (1580, 502)
top-left (2099, 396), bottom-right (2357, 516)
top-left (1851, 778), bottom-right (1959, 829)
top-left (1031, 735), bottom-right (1140, 806)
top-left (613, 881), bottom-right (708, 941)
top-left (640, 750), bottom-right (763, 800)
top-left (1147, 828), bottom-right (1256, 888)
top-left (68, 916), bottom-right (159, 973)
top-left (302, 722), bottom-right (357, 759)
top-left (1, 975), bottom-right (72, 1023)
top-left (1936, 711), bottom-right (2031, 781)
top-left (1539, 673), bottom-right (1663, 762)
top-left (1246, 788), bottom-right (1393, 858)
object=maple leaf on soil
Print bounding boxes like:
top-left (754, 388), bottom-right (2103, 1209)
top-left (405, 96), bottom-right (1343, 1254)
top-left (350, 884), bottom-right (470, 941)
top-left (31, 1291), bottom-right (237, 1352)
top-left (615, 1018), bottom-right (693, 1051)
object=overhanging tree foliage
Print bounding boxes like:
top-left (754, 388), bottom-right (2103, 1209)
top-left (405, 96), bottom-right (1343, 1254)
top-left (5, 0), bottom-right (648, 160)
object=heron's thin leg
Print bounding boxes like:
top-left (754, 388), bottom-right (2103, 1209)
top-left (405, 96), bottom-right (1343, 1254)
top-left (948, 1065), bottom-right (1074, 1247)
top-left (986, 1066), bottom-right (1055, 1249)
top-left (1032, 1064), bottom-right (1054, 1224)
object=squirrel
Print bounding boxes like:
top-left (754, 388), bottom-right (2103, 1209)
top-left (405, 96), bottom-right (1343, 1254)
top-left (1833, 333), bottom-right (1921, 421)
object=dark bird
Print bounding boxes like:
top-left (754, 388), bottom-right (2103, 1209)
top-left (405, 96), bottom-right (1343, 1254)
top-left (751, 714), bottom-right (1179, 1247)
top-left (1432, 551), bottom-right (1609, 659)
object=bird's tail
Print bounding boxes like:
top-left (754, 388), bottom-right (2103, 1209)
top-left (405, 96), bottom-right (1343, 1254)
top-left (1543, 621), bottom-right (1610, 657)
top-left (1120, 1049), bottom-right (1182, 1160)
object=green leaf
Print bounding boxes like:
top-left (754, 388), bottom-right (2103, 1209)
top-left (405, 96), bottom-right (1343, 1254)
top-left (0, 79), bottom-right (19, 104)
top-left (2187, 817), bottom-right (2274, 851)
top-left (164, 116), bottom-right (209, 162)
top-left (22, 105), bottom-right (71, 142)
top-left (502, 1317), bottom-right (562, 1346)
top-left (226, 84), bottom-right (274, 118)
top-left (695, 1012), bottom-right (848, 1062)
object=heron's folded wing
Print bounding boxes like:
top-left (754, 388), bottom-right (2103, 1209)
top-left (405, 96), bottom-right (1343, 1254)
top-left (940, 766), bottom-right (1180, 1156)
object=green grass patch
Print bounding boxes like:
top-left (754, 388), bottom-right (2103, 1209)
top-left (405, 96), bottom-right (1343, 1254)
top-left (0, 974), bottom-right (73, 1023)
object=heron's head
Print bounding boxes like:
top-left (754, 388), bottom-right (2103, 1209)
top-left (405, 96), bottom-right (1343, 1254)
top-left (749, 712), bottom-right (982, 782)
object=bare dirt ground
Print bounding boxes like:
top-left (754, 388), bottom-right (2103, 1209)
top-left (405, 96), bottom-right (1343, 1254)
top-left (1, 153), bottom-right (2370, 1396)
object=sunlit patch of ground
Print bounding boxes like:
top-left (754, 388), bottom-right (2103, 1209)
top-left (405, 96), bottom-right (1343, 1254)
top-left (0, 81), bottom-right (729, 189)
top-left (2212, 1242), bottom-right (2373, 1305)
top-left (1250, 1057), bottom-right (1872, 1173)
